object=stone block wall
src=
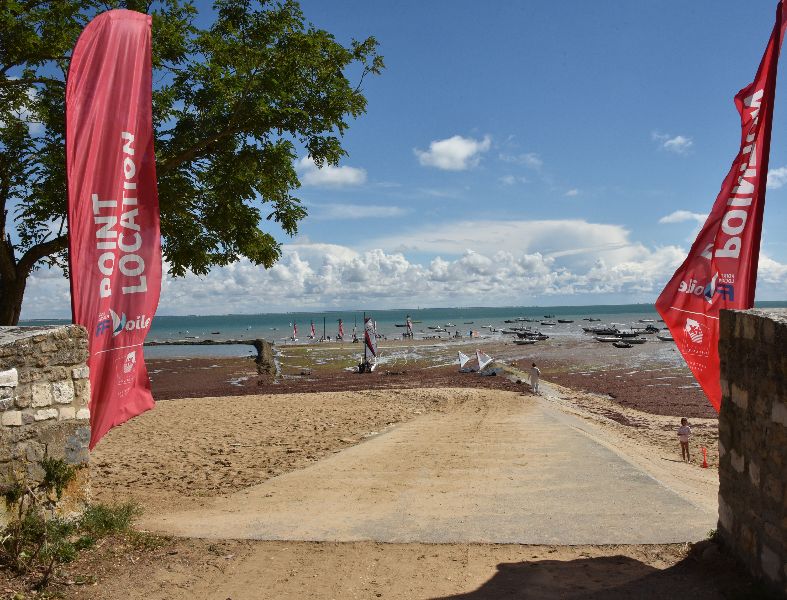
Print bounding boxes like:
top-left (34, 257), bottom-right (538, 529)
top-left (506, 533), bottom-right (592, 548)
top-left (0, 325), bottom-right (91, 521)
top-left (718, 308), bottom-right (787, 595)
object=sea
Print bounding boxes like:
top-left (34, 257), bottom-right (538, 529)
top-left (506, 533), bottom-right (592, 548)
top-left (21, 301), bottom-right (787, 359)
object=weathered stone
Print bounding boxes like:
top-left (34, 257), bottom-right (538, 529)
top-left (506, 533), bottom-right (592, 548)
top-left (731, 384), bottom-right (749, 410)
top-left (761, 545), bottom-right (780, 582)
top-left (764, 475), bottom-right (783, 504)
top-left (0, 396), bottom-right (14, 411)
top-left (14, 388), bottom-right (31, 409)
top-left (58, 406), bottom-right (75, 421)
top-left (71, 366), bottom-right (89, 380)
top-left (33, 408), bottom-right (58, 421)
top-left (718, 494), bottom-right (734, 532)
top-left (52, 380), bottom-right (74, 405)
top-left (76, 408), bottom-right (90, 421)
top-left (1, 411), bottom-right (22, 426)
top-left (0, 368), bottom-right (18, 388)
top-left (73, 379), bottom-right (90, 405)
top-left (773, 402), bottom-right (787, 427)
top-left (718, 309), bottom-right (787, 595)
top-left (749, 461), bottom-right (760, 489)
top-left (31, 382), bottom-right (53, 407)
top-left (730, 449), bottom-right (745, 473)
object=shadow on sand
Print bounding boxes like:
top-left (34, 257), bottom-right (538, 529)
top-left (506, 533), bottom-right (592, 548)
top-left (431, 552), bottom-right (772, 600)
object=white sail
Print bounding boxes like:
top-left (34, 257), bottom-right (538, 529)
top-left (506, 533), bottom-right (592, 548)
top-left (476, 350), bottom-right (493, 370)
top-left (364, 316), bottom-right (378, 357)
top-left (458, 351), bottom-right (470, 368)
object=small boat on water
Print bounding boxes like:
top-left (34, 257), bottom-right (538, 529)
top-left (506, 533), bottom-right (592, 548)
top-left (557, 319), bottom-right (574, 323)
top-left (445, 323), bottom-right (455, 327)
top-left (464, 321), bottom-right (474, 324)
top-left (657, 333), bottom-right (675, 342)
top-left (211, 331), bottom-right (220, 335)
top-left (504, 319), bottom-right (517, 323)
top-left (513, 339), bottom-right (536, 345)
top-left (587, 318), bottom-right (601, 322)
top-left (613, 341), bottom-right (633, 348)
top-left (543, 314), bottom-right (555, 318)
top-left (394, 323), bottom-right (407, 327)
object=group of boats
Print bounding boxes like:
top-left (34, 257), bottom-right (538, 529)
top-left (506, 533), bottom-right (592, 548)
top-left (581, 321), bottom-right (674, 348)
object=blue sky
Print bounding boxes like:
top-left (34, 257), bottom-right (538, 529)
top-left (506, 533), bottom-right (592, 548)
top-left (22, 0), bottom-right (787, 317)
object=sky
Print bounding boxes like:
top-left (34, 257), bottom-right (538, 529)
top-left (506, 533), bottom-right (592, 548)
top-left (21, 0), bottom-right (787, 317)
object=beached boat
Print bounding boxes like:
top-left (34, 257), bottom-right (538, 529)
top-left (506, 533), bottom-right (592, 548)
top-left (638, 319), bottom-right (656, 323)
top-left (513, 339), bottom-right (536, 345)
top-left (657, 333), bottom-right (675, 342)
top-left (613, 341), bottom-right (632, 348)
top-left (464, 321), bottom-right (474, 324)
top-left (587, 317), bottom-right (601, 322)
top-left (626, 338), bottom-right (647, 344)
top-left (543, 314), bottom-right (555, 318)
top-left (504, 319), bottom-right (517, 323)
top-left (557, 319), bottom-right (574, 323)
top-left (540, 321), bottom-right (557, 326)
top-left (445, 323), bottom-right (455, 327)
top-left (394, 323), bottom-right (407, 327)
top-left (596, 336), bottom-right (620, 342)
top-left (583, 326), bottom-right (619, 335)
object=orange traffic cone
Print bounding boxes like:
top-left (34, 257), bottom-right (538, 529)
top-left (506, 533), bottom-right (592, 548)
top-left (701, 446), bottom-right (708, 468)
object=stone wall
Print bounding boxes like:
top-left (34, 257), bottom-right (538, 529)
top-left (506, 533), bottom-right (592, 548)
top-left (0, 326), bottom-right (91, 521)
top-left (717, 308), bottom-right (787, 595)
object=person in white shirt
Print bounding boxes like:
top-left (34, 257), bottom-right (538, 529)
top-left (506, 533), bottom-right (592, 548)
top-left (530, 362), bottom-right (541, 394)
top-left (677, 417), bottom-right (691, 462)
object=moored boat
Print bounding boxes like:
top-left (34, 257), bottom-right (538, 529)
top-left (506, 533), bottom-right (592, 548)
top-left (613, 341), bottom-right (632, 348)
top-left (557, 319), bottom-right (574, 323)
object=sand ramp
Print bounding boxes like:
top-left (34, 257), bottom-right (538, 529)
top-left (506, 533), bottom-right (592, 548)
top-left (142, 392), bottom-right (715, 544)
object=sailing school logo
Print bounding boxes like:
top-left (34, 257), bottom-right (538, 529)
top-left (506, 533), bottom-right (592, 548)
top-left (95, 309), bottom-right (151, 337)
top-left (678, 273), bottom-right (735, 303)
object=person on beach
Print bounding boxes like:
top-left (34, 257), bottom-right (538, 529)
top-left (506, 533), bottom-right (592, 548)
top-left (530, 362), bottom-right (540, 394)
top-left (677, 418), bottom-right (691, 462)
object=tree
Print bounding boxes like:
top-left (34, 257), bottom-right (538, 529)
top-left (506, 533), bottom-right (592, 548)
top-left (0, 0), bottom-right (383, 324)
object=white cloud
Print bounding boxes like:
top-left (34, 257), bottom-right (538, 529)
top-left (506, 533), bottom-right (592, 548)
top-left (499, 175), bottom-right (528, 186)
top-left (311, 203), bottom-right (410, 220)
top-left (659, 210), bottom-right (706, 225)
top-left (652, 132), bottom-right (693, 155)
top-left (564, 188), bottom-right (580, 197)
top-left (767, 166), bottom-right (787, 189)
top-left (296, 157), bottom-right (367, 187)
top-left (414, 135), bottom-right (491, 171)
top-left (499, 152), bottom-right (543, 170)
top-left (20, 235), bottom-right (787, 318)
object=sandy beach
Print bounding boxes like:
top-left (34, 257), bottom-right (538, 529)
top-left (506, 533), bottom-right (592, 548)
top-left (3, 335), bottom-right (747, 599)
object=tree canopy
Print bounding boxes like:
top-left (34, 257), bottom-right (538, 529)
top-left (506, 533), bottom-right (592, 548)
top-left (0, 0), bottom-right (383, 323)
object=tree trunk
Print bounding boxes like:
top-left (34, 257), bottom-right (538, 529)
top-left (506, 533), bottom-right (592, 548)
top-left (0, 272), bottom-right (27, 326)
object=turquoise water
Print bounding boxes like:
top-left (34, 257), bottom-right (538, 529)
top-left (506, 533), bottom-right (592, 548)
top-left (22, 301), bottom-right (787, 358)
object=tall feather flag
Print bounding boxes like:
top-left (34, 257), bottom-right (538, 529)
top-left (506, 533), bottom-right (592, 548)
top-left (655, 0), bottom-right (787, 411)
top-left (66, 9), bottom-right (162, 449)
top-left (457, 351), bottom-right (470, 369)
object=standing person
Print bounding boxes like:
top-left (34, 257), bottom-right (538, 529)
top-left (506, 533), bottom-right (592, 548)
top-left (677, 418), bottom-right (691, 462)
top-left (530, 362), bottom-right (541, 394)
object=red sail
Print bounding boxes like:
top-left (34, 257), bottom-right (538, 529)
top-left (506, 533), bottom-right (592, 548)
top-left (655, 1), bottom-right (787, 412)
top-left (66, 10), bottom-right (162, 448)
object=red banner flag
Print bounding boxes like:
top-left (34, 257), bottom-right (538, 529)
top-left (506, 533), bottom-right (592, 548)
top-left (655, 1), bottom-right (787, 412)
top-left (66, 10), bottom-right (162, 448)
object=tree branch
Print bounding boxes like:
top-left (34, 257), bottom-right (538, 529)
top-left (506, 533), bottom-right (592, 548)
top-left (157, 127), bottom-right (239, 174)
top-left (17, 235), bottom-right (67, 276)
